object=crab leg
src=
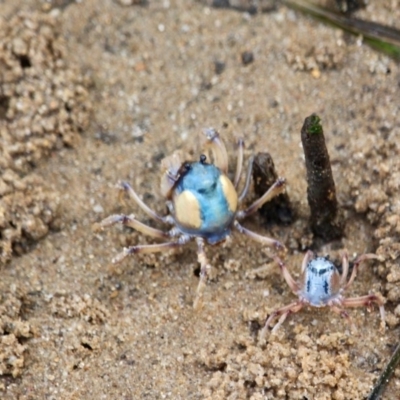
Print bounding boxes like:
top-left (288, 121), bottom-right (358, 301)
top-left (301, 250), bottom-right (314, 274)
top-left (97, 214), bottom-right (172, 239)
top-left (274, 257), bottom-right (300, 294)
top-left (341, 294), bottom-right (385, 331)
top-left (118, 181), bottom-right (170, 224)
top-left (233, 138), bottom-right (245, 188)
top-left (344, 253), bottom-right (379, 290)
top-left (202, 128), bottom-right (229, 174)
top-left (233, 221), bottom-right (285, 252)
top-left (259, 301), bottom-right (304, 342)
top-left (330, 305), bottom-right (350, 319)
top-left (339, 250), bottom-right (350, 287)
top-left (329, 305), bottom-right (355, 332)
top-left (193, 237), bottom-right (213, 311)
top-left (238, 155), bottom-right (254, 202)
top-left (111, 241), bottom-right (184, 264)
top-left (237, 177), bottom-right (286, 218)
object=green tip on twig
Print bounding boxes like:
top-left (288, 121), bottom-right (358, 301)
top-left (308, 114), bottom-right (323, 135)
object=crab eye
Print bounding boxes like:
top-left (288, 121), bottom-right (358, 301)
top-left (199, 154), bottom-right (207, 164)
top-left (183, 162), bottom-right (191, 172)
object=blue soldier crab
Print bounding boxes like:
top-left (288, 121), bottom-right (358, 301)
top-left (98, 128), bottom-right (286, 309)
top-left (259, 250), bottom-right (385, 341)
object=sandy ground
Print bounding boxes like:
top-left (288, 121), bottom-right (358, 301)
top-left (1, 0), bottom-right (400, 399)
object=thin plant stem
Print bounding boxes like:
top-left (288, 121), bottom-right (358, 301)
top-left (367, 342), bottom-right (400, 400)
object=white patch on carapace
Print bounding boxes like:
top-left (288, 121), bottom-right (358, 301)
top-left (300, 257), bottom-right (340, 307)
top-left (173, 190), bottom-right (201, 229)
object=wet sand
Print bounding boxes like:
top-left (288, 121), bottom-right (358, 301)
top-left (0, 1), bottom-right (399, 398)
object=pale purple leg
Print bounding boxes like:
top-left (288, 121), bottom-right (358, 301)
top-left (339, 249), bottom-right (349, 287)
top-left (201, 128), bottom-right (229, 174)
top-left (233, 221), bottom-right (285, 253)
top-left (341, 294), bottom-right (386, 332)
top-left (274, 257), bottom-right (300, 294)
top-left (97, 214), bottom-right (172, 239)
top-left (236, 177), bottom-right (286, 218)
top-left (259, 301), bottom-right (304, 342)
top-left (118, 181), bottom-right (169, 223)
top-left (111, 241), bottom-right (184, 264)
top-left (301, 250), bottom-right (314, 274)
top-left (193, 237), bottom-right (213, 310)
top-left (233, 138), bottom-right (244, 188)
top-left (344, 253), bottom-right (380, 290)
top-left (330, 304), bottom-right (355, 332)
top-left (238, 155), bottom-right (254, 202)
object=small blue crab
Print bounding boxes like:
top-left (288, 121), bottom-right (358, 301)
top-left (98, 128), bottom-right (286, 309)
top-left (259, 250), bottom-right (385, 340)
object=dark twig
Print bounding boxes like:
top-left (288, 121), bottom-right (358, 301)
top-left (367, 341), bottom-right (400, 400)
top-left (301, 114), bottom-right (344, 242)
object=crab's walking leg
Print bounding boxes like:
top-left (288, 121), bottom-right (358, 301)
top-left (329, 304), bottom-right (356, 332)
top-left (301, 250), bottom-right (314, 273)
top-left (259, 301), bottom-right (304, 342)
top-left (330, 305), bottom-right (350, 320)
top-left (112, 241), bottom-right (183, 264)
top-left (341, 294), bottom-right (386, 331)
top-left (238, 155), bottom-right (254, 202)
top-left (118, 181), bottom-right (170, 224)
top-left (193, 237), bottom-right (212, 310)
top-left (233, 138), bottom-right (245, 188)
top-left (339, 250), bottom-right (350, 287)
top-left (96, 214), bottom-right (172, 239)
top-left (344, 253), bottom-right (380, 290)
top-left (233, 221), bottom-right (285, 253)
top-left (202, 128), bottom-right (229, 174)
top-left (275, 257), bottom-right (300, 293)
top-left (237, 177), bottom-right (286, 219)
